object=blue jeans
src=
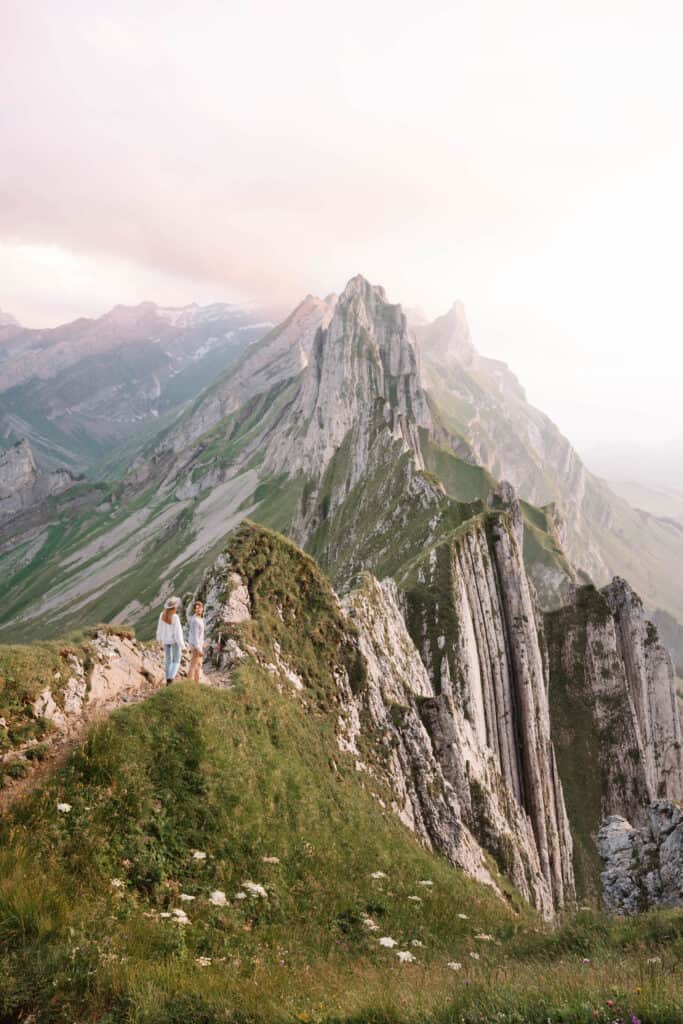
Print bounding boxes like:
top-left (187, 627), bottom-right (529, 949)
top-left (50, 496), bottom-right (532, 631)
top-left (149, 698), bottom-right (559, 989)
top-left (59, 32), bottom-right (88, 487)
top-left (164, 643), bottom-right (181, 681)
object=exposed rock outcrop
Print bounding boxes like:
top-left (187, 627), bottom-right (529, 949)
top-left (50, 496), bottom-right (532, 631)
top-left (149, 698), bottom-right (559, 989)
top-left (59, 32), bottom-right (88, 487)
top-left (546, 579), bottom-right (683, 901)
top-left (342, 573), bottom-right (573, 916)
top-left (598, 802), bottom-right (683, 913)
top-left (198, 522), bottom-right (575, 918)
top-left (401, 498), bottom-right (574, 914)
top-left (29, 631), bottom-right (161, 734)
top-left (0, 439), bottom-right (79, 521)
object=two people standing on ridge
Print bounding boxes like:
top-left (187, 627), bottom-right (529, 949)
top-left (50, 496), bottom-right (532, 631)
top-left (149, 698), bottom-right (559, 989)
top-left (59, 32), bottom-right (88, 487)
top-left (156, 597), bottom-right (205, 685)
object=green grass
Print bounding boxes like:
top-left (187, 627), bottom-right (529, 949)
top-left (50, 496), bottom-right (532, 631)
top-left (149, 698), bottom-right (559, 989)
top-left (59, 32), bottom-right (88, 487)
top-left (2, 525), bottom-right (683, 1021)
top-left (0, 641), bottom-right (87, 759)
top-left (2, 676), bottom-right (682, 1023)
top-left (420, 431), bottom-right (496, 504)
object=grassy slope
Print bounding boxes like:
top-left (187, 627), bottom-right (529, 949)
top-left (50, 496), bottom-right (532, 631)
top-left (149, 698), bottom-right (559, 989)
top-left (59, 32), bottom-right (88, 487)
top-left (3, 674), bottom-right (683, 1023)
top-left (2, 524), bottom-right (683, 1023)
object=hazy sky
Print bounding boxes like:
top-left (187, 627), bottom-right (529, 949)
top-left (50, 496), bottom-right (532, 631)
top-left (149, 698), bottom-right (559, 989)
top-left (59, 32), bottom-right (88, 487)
top-left (2, 0), bottom-right (682, 470)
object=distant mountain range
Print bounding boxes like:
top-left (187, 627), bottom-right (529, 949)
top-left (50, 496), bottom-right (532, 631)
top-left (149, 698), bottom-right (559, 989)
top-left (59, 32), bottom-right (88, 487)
top-left (0, 301), bottom-right (274, 474)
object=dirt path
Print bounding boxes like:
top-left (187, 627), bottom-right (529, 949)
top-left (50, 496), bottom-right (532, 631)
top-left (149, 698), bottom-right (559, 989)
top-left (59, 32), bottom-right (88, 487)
top-left (0, 661), bottom-right (230, 815)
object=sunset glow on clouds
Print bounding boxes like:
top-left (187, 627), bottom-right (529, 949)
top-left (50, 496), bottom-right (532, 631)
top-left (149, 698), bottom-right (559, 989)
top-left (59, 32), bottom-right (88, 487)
top-left (2, 0), bottom-right (682, 459)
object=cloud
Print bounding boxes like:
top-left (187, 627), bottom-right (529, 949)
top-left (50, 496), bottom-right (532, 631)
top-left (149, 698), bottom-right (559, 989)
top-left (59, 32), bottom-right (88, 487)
top-left (2, 0), bottom-right (682, 454)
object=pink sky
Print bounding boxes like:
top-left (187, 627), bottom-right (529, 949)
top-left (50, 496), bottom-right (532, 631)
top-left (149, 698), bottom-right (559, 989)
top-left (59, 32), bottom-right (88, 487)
top-left (2, 0), bottom-right (683, 456)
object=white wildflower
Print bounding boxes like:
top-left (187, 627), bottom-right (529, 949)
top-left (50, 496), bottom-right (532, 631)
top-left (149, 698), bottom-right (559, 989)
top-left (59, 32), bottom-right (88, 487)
top-left (191, 850), bottom-right (207, 861)
top-left (396, 950), bottom-right (416, 963)
top-left (110, 878), bottom-right (125, 889)
top-left (159, 912), bottom-right (171, 919)
top-left (647, 956), bottom-right (662, 965)
top-left (417, 879), bottom-right (433, 887)
top-left (361, 914), bottom-right (379, 931)
top-left (407, 895), bottom-right (422, 902)
top-left (379, 936), bottom-right (398, 948)
top-left (457, 913), bottom-right (469, 920)
top-left (475, 933), bottom-right (493, 941)
top-left (209, 890), bottom-right (228, 907)
top-left (262, 856), bottom-right (280, 864)
top-left (234, 891), bottom-right (247, 900)
top-left (57, 802), bottom-right (72, 813)
top-left (370, 871), bottom-right (388, 879)
top-left (180, 893), bottom-right (196, 902)
top-left (242, 881), bottom-right (268, 898)
top-left (469, 951), bottom-right (480, 960)
top-left (196, 956), bottom-right (212, 967)
top-left (171, 908), bottom-right (190, 925)
top-left (410, 939), bottom-right (424, 947)
top-left (447, 961), bottom-right (463, 971)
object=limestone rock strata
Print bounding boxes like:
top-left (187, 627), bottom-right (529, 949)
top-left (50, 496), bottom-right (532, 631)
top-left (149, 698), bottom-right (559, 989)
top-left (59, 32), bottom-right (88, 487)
top-left (598, 803), bottom-right (683, 913)
top-left (545, 579), bottom-right (683, 903)
top-left (29, 632), bottom-right (162, 733)
top-left (265, 276), bottom-right (433, 521)
top-left (342, 574), bottom-right (570, 916)
top-left (401, 505), bottom-right (574, 914)
top-left (547, 581), bottom-right (683, 827)
top-left (604, 577), bottom-right (683, 800)
top-left (199, 525), bottom-right (575, 918)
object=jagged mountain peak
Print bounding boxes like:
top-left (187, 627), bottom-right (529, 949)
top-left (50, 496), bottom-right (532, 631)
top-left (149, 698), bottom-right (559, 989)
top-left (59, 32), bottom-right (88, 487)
top-left (263, 274), bottom-right (431, 483)
top-left (417, 299), bottom-right (475, 365)
top-left (338, 273), bottom-right (388, 305)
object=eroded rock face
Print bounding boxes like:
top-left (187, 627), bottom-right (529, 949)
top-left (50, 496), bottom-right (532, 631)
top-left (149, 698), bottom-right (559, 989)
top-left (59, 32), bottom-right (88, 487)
top-left (604, 577), bottom-right (683, 801)
top-left (598, 802), bottom-right (683, 913)
top-left (546, 579), bottom-right (683, 904)
top-left (0, 439), bottom-right (78, 521)
top-left (267, 276), bottom-right (432, 518)
top-left (30, 632), bottom-right (161, 734)
top-left (342, 573), bottom-right (573, 916)
top-left (402, 503), bottom-right (575, 914)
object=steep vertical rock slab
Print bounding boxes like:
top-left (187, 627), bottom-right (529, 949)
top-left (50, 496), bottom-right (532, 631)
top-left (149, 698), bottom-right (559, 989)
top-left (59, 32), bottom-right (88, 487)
top-left (546, 580), bottom-right (683, 901)
top-left (401, 502), bottom-right (575, 912)
top-left (604, 577), bottom-right (683, 801)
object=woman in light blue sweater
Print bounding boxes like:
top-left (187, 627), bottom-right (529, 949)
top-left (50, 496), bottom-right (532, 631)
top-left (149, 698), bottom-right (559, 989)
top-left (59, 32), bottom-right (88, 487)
top-left (156, 596), bottom-right (184, 684)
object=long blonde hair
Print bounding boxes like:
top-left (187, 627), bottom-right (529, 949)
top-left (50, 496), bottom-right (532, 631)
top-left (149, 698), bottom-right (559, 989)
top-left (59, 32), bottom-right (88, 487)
top-left (161, 606), bottom-right (175, 625)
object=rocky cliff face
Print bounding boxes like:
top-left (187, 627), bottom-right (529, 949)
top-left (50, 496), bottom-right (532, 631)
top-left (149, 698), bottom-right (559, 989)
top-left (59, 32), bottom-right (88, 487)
top-left (597, 803), bottom-right (683, 914)
top-left (546, 579), bottom-right (683, 902)
top-left (197, 521), bottom-right (575, 918)
top-left (398, 487), bottom-right (574, 914)
top-left (266, 276), bottom-right (431, 481)
top-left (0, 439), bottom-right (78, 521)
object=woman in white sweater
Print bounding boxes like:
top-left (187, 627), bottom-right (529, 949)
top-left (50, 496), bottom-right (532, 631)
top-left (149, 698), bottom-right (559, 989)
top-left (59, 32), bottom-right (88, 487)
top-left (187, 600), bottom-right (205, 682)
top-left (156, 597), bottom-right (184, 684)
